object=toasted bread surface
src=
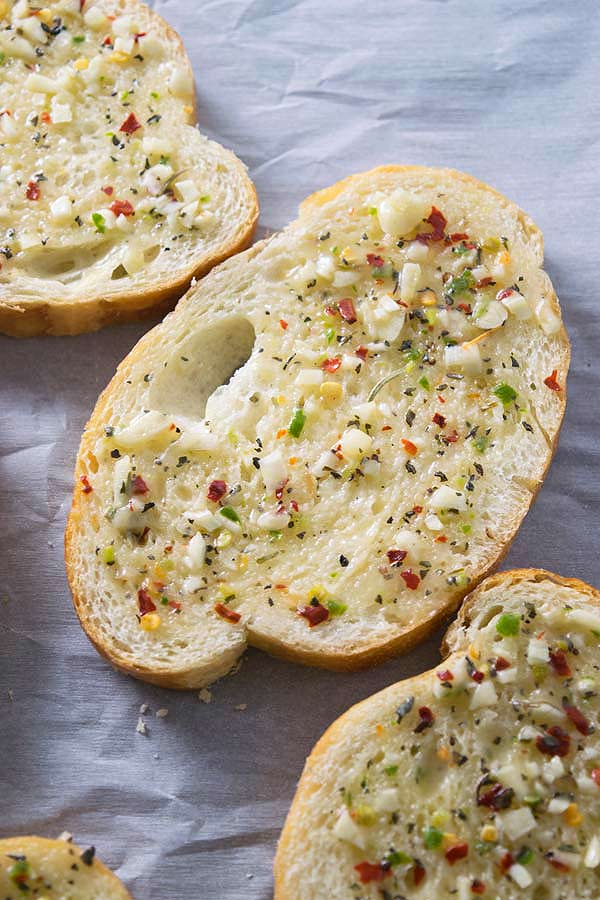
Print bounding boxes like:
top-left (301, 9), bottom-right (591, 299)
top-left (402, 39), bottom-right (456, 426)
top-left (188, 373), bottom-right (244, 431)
top-left (0, 0), bottom-right (258, 336)
top-left (66, 166), bottom-right (569, 688)
top-left (275, 569), bottom-right (600, 900)
top-left (0, 835), bottom-right (132, 899)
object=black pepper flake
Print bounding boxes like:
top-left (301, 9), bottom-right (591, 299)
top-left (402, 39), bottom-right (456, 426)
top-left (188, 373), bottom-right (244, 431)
top-left (80, 846), bottom-right (95, 866)
top-left (110, 449), bottom-right (121, 459)
top-left (396, 696), bottom-right (414, 723)
top-left (405, 409), bottom-right (415, 427)
top-left (405, 460), bottom-right (416, 475)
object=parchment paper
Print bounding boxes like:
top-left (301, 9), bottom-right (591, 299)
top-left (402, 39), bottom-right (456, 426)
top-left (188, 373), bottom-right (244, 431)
top-left (1, 1), bottom-right (599, 897)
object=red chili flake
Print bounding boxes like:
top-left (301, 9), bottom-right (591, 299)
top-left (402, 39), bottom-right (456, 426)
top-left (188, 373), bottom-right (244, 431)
top-left (214, 602), bottom-right (241, 624)
top-left (381, 425), bottom-right (392, 431)
top-left (168, 600), bottom-right (182, 612)
top-left (386, 549), bottom-right (407, 566)
top-left (437, 394), bottom-right (446, 404)
top-left (298, 603), bottom-right (329, 627)
top-left (207, 480), bottom-right (227, 502)
top-left (102, 185), bottom-right (114, 196)
top-left (354, 862), bottom-right (390, 884)
top-left (279, 319), bottom-right (288, 330)
top-left (413, 505), bottom-right (423, 514)
top-left (366, 253), bottom-right (385, 267)
top-left (401, 569), bottom-right (420, 590)
top-left (290, 499), bottom-right (299, 512)
top-left (416, 206), bottom-right (447, 244)
top-left (495, 656), bottom-right (511, 671)
top-left (80, 0), bottom-right (86, 10)
top-left (445, 842), bottom-right (468, 865)
top-left (546, 853), bottom-right (570, 873)
top-left (471, 880), bottom-right (486, 894)
top-left (499, 852), bottom-right (514, 874)
top-left (476, 276), bottom-right (494, 288)
top-left (131, 475), bottom-right (149, 495)
top-left (102, 35), bottom-right (113, 46)
top-left (413, 861), bottom-right (426, 886)
top-left (449, 232), bottom-right (469, 243)
top-left (120, 112), bottom-right (141, 134)
top-left (544, 369), bottom-right (561, 392)
top-left (25, 180), bottom-right (40, 200)
top-left (436, 669), bottom-right (454, 682)
top-left (535, 725), bottom-right (570, 757)
top-left (563, 701), bottom-right (593, 736)
top-left (134, 31), bottom-right (147, 40)
top-left (471, 670), bottom-right (484, 683)
top-left (355, 345), bottom-right (368, 360)
top-left (322, 356), bottom-right (341, 372)
top-left (401, 438), bottom-right (418, 456)
top-left (432, 412), bottom-right (446, 428)
top-left (109, 199), bottom-right (135, 218)
top-left (325, 305), bottom-right (338, 317)
top-left (444, 430), bottom-right (459, 443)
top-left (549, 649), bottom-right (572, 677)
top-left (40, 111), bottom-right (52, 124)
top-left (137, 588), bottom-right (156, 616)
top-left (414, 706), bottom-right (434, 734)
top-left (477, 781), bottom-right (514, 810)
top-left (435, 535), bottom-right (448, 543)
top-left (79, 474), bottom-right (93, 493)
top-left (338, 298), bottom-right (357, 323)
top-left (591, 768), bottom-right (600, 786)
top-left (496, 288), bottom-right (514, 301)
top-left (457, 302), bottom-right (472, 315)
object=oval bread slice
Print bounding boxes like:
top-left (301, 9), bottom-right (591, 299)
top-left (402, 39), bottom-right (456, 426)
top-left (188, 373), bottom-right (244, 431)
top-left (0, 0), bottom-right (258, 336)
top-left (66, 166), bottom-right (569, 689)
top-left (275, 569), bottom-right (600, 900)
top-left (0, 836), bottom-right (132, 899)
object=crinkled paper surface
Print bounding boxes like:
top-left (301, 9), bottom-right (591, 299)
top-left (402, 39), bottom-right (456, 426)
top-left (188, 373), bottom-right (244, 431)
top-left (1, 1), bottom-right (599, 897)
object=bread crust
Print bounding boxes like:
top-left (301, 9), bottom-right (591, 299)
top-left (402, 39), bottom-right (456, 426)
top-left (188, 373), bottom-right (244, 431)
top-left (65, 166), bottom-right (570, 688)
top-left (0, 0), bottom-right (258, 338)
top-left (0, 835), bottom-right (132, 899)
top-left (273, 568), bottom-right (600, 899)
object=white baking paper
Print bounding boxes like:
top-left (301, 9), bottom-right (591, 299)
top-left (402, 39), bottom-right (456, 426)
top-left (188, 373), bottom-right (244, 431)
top-left (1, 1), bottom-right (599, 897)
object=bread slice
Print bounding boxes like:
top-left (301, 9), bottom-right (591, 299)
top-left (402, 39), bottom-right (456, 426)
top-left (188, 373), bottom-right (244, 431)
top-left (0, 0), bottom-right (257, 336)
top-left (275, 569), bottom-right (600, 900)
top-left (0, 835), bottom-right (131, 899)
top-left (65, 166), bottom-right (569, 689)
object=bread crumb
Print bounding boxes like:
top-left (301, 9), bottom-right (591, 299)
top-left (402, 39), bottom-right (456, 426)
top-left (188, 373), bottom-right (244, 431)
top-left (246, 873), bottom-right (254, 879)
top-left (156, 708), bottom-right (169, 718)
top-left (139, 703), bottom-right (149, 714)
top-left (198, 688), bottom-right (212, 704)
top-left (58, 831), bottom-right (73, 843)
top-left (7, 689), bottom-right (13, 702)
top-left (234, 703), bottom-right (247, 711)
top-left (136, 716), bottom-right (148, 735)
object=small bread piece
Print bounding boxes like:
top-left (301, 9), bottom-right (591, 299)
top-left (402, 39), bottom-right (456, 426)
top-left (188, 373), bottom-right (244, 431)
top-left (66, 166), bottom-right (569, 689)
top-left (0, 836), bottom-right (131, 899)
top-left (275, 570), bottom-right (600, 900)
top-left (0, 0), bottom-right (257, 336)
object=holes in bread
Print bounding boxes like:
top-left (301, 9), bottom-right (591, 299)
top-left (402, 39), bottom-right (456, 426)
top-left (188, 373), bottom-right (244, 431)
top-left (18, 242), bottom-right (118, 283)
top-left (148, 315), bottom-right (256, 420)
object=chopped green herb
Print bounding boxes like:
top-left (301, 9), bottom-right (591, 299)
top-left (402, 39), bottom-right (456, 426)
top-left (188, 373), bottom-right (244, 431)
top-left (219, 506), bottom-right (240, 523)
top-left (386, 850), bottom-right (412, 867)
top-left (517, 847), bottom-right (534, 865)
top-left (423, 826), bottom-right (443, 849)
top-left (493, 382), bottom-right (518, 406)
top-left (72, 35), bottom-right (85, 44)
top-left (92, 212), bottom-right (106, 233)
top-left (496, 612), bottom-right (520, 636)
top-left (101, 546), bottom-right (115, 565)
top-left (447, 269), bottom-right (475, 297)
top-left (418, 375), bottom-right (430, 391)
top-left (288, 407), bottom-right (306, 438)
top-left (327, 599), bottom-right (347, 617)
top-left (384, 764), bottom-right (398, 776)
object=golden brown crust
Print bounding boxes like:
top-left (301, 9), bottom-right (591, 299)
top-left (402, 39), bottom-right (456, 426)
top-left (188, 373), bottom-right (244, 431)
top-left (65, 165), bottom-right (569, 689)
top-left (0, 0), bottom-right (259, 338)
top-left (0, 836), bottom-right (132, 899)
top-left (273, 568), bottom-right (600, 899)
